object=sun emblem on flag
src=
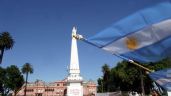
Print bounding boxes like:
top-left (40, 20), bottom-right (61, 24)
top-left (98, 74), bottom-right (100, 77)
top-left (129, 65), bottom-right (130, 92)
top-left (125, 37), bottom-right (138, 50)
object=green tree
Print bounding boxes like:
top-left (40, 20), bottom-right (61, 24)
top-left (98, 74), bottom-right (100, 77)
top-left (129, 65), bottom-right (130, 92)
top-left (0, 67), bottom-right (6, 95)
top-left (6, 65), bottom-right (24, 96)
top-left (0, 65), bottom-right (24, 96)
top-left (21, 63), bottom-right (33, 96)
top-left (97, 78), bottom-right (103, 92)
top-left (97, 58), bottom-right (171, 94)
top-left (110, 61), bottom-right (141, 92)
top-left (0, 32), bottom-right (14, 64)
top-left (101, 64), bottom-right (110, 92)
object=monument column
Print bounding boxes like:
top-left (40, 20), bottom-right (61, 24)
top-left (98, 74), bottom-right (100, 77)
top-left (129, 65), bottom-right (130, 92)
top-left (67, 27), bottom-right (83, 96)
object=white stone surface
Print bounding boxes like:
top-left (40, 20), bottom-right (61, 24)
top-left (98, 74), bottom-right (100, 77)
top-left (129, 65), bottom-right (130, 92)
top-left (67, 27), bottom-right (83, 96)
top-left (69, 27), bottom-right (80, 74)
top-left (67, 83), bottom-right (83, 96)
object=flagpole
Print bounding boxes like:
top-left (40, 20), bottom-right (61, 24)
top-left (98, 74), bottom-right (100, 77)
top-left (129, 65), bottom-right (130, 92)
top-left (114, 54), bottom-right (153, 72)
top-left (73, 34), bottom-right (153, 73)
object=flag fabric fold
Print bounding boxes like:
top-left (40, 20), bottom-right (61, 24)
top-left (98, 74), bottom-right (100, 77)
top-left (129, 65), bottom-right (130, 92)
top-left (149, 68), bottom-right (171, 91)
top-left (86, 2), bottom-right (171, 63)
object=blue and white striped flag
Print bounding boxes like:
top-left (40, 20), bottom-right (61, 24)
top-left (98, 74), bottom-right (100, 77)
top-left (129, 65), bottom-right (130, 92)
top-left (85, 2), bottom-right (171, 63)
top-left (149, 68), bottom-right (171, 91)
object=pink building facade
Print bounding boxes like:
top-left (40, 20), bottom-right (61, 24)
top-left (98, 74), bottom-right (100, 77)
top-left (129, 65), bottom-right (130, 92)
top-left (16, 79), bottom-right (96, 96)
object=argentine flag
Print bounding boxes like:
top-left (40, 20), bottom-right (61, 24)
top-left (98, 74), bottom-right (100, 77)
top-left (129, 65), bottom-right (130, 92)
top-left (149, 68), bottom-right (171, 91)
top-left (85, 2), bottom-right (171, 63)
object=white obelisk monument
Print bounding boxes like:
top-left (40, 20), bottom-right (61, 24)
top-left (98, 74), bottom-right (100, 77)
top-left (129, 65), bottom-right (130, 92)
top-left (67, 27), bottom-right (83, 96)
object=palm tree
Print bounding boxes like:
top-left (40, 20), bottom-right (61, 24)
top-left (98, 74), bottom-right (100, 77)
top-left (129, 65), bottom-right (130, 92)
top-left (0, 32), bottom-right (14, 64)
top-left (21, 63), bottom-right (33, 96)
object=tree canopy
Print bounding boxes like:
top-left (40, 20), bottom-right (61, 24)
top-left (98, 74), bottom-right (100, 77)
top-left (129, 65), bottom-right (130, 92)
top-left (0, 65), bottom-right (24, 96)
top-left (97, 58), bottom-right (171, 95)
top-left (0, 32), bottom-right (14, 64)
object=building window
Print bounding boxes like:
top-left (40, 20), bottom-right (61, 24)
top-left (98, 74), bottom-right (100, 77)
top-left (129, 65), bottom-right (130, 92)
top-left (57, 84), bottom-right (60, 86)
top-left (45, 89), bottom-right (54, 92)
top-left (25, 89), bottom-right (34, 92)
top-left (63, 83), bottom-right (66, 86)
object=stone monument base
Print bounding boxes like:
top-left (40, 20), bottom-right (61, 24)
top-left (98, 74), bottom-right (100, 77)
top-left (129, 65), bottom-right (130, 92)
top-left (67, 82), bottom-right (83, 96)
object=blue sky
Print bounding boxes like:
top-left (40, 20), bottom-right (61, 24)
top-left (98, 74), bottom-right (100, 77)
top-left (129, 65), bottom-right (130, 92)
top-left (0, 0), bottom-right (167, 82)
